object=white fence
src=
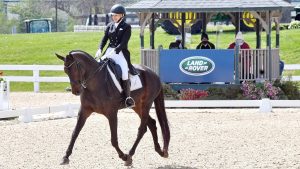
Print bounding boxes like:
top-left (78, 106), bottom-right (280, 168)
top-left (1, 64), bottom-right (300, 121)
top-left (74, 25), bottom-right (106, 32)
top-left (0, 104), bottom-right (79, 122)
top-left (0, 81), bottom-right (9, 110)
top-left (2, 100), bottom-right (300, 121)
top-left (74, 25), bottom-right (141, 32)
top-left (0, 65), bottom-right (69, 92)
top-left (283, 64), bottom-right (300, 81)
top-left (0, 64), bottom-right (300, 93)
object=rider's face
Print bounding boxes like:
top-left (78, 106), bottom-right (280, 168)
top-left (111, 14), bottom-right (123, 23)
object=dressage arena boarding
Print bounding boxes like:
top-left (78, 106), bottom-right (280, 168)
top-left (1, 92), bottom-right (300, 169)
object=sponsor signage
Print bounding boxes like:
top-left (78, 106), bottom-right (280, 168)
top-left (159, 49), bottom-right (234, 83)
top-left (179, 56), bottom-right (215, 76)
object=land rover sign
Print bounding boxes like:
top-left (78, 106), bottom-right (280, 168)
top-left (159, 50), bottom-right (234, 82)
top-left (179, 56), bottom-right (215, 76)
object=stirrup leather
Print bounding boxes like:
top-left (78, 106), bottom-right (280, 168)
top-left (125, 97), bottom-right (135, 108)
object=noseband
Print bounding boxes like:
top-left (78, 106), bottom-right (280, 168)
top-left (64, 60), bottom-right (85, 88)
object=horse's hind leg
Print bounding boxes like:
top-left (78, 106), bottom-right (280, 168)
top-left (107, 112), bottom-right (128, 163)
top-left (147, 115), bottom-right (164, 157)
top-left (60, 108), bottom-right (91, 165)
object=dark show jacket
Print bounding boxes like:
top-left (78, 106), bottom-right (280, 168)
top-left (169, 41), bottom-right (182, 49)
top-left (196, 41), bottom-right (215, 49)
top-left (99, 20), bottom-right (137, 74)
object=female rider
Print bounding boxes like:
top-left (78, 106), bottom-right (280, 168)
top-left (95, 4), bottom-right (136, 107)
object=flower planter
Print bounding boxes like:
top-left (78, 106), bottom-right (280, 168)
top-left (0, 80), bottom-right (9, 111)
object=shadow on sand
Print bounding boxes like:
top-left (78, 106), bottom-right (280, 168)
top-left (156, 165), bottom-right (198, 169)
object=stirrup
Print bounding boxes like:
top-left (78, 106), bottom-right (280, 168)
top-left (125, 97), bottom-right (135, 108)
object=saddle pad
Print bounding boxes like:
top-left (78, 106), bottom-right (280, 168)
top-left (107, 66), bottom-right (143, 93)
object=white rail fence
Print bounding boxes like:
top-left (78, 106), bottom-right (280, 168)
top-left (0, 81), bottom-right (9, 111)
top-left (0, 65), bottom-right (69, 92)
top-left (2, 100), bottom-right (300, 122)
top-left (0, 64), bottom-right (300, 92)
top-left (0, 104), bottom-right (79, 122)
top-left (1, 64), bottom-right (300, 121)
top-left (283, 64), bottom-right (300, 81)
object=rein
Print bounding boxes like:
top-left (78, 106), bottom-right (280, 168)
top-left (65, 59), bottom-right (109, 89)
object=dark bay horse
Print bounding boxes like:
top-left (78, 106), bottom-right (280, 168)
top-left (56, 50), bottom-right (170, 166)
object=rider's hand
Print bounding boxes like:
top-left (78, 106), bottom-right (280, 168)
top-left (115, 48), bottom-right (120, 54)
top-left (95, 49), bottom-right (102, 58)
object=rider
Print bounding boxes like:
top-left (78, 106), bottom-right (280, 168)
top-left (95, 4), bottom-right (136, 107)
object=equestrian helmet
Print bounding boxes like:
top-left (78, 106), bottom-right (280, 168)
top-left (110, 4), bottom-right (126, 15)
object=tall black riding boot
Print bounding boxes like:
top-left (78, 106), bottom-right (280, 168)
top-left (122, 80), bottom-right (135, 108)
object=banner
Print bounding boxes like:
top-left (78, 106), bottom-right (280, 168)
top-left (159, 49), bottom-right (234, 83)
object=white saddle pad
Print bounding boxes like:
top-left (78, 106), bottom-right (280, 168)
top-left (107, 67), bottom-right (143, 93)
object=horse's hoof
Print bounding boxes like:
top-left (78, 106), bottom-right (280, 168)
top-left (124, 155), bottom-right (132, 166)
top-left (163, 149), bottom-right (169, 158)
top-left (60, 157), bottom-right (69, 165)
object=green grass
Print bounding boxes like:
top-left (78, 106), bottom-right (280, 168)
top-left (1, 27), bottom-right (300, 91)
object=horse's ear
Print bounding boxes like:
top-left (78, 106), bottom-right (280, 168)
top-left (55, 53), bottom-right (65, 62)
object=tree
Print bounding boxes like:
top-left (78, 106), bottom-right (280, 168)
top-left (7, 0), bottom-right (123, 32)
top-left (10, 0), bottom-right (52, 32)
top-left (0, 1), bottom-right (18, 34)
top-left (49, 0), bottom-right (120, 24)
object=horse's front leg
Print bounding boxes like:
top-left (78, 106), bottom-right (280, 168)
top-left (126, 108), bottom-right (150, 166)
top-left (60, 107), bottom-right (92, 165)
top-left (107, 112), bottom-right (128, 163)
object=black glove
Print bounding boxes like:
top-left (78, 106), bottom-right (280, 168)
top-left (115, 48), bottom-right (121, 54)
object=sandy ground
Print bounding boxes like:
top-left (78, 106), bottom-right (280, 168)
top-left (8, 92), bottom-right (80, 110)
top-left (1, 92), bottom-right (300, 169)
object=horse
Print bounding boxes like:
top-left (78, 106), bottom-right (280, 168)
top-left (56, 50), bottom-right (170, 166)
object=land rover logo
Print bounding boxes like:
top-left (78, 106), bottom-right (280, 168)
top-left (179, 56), bottom-right (215, 76)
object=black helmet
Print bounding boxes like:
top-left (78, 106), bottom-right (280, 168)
top-left (201, 32), bottom-right (209, 40)
top-left (110, 4), bottom-right (126, 15)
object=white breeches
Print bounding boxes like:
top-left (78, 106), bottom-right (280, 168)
top-left (101, 47), bottom-right (129, 80)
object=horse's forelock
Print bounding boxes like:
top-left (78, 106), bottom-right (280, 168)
top-left (65, 54), bottom-right (74, 65)
top-left (66, 54), bottom-right (73, 59)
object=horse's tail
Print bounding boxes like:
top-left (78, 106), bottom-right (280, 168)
top-left (154, 87), bottom-right (170, 156)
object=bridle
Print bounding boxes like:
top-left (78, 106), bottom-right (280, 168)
top-left (64, 59), bottom-right (109, 89)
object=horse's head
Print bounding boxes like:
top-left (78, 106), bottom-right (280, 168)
top-left (56, 53), bottom-right (83, 96)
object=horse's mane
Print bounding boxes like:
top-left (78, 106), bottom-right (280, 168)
top-left (69, 50), bottom-right (97, 64)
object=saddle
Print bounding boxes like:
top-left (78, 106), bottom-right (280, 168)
top-left (101, 58), bottom-right (138, 76)
top-left (99, 58), bottom-right (142, 93)
top-left (101, 58), bottom-right (123, 82)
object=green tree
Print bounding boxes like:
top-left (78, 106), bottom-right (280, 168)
top-left (10, 0), bottom-right (52, 33)
top-left (0, 1), bottom-right (18, 34)
top-left (0, 14), bottom-right (9, 33)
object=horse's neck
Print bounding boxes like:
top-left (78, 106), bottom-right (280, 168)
top-left (75, 54), bottom-right (99, 74)
top-left (75, 55), bottom-right (108, 90)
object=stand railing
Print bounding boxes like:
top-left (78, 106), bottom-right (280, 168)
top-left (141, 49), bottom-right (159, 74)
top-left (239, 48), bottom-right (280, 81)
